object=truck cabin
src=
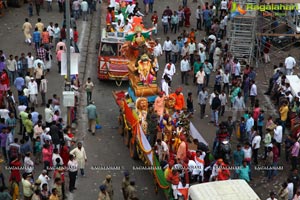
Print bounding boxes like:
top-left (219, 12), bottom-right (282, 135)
top-left (100, 42), bottom-right (117, 56)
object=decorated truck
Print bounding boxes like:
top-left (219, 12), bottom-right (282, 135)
top-left (112, 16), bottom-right (208, 200)
top-left (97, 28), bottom-right (129, 86)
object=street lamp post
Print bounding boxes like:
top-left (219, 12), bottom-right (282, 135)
top-left (65, 0), bottom-right (71, 127)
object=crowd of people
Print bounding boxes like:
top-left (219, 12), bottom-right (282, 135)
top-left (103, 0), bottom-right (300, 200)
top-left (0, 1), bottom-right (106, 200)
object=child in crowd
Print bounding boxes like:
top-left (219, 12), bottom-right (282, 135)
top-left (35, 136), bottom-right (42, 165)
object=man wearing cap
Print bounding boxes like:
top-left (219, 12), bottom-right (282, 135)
top-left (98, 184), bottom-right (110, 200)
top-left (85, 101), bottom-right (98, 135)
top-left (102, 175), bottom-right (113, 199)
top-left (33, 178), bottom-right (42, 191)
top-left (122, 172), bottom-right (130, 200)
top-left (127, 180), bottom-right (138, 200)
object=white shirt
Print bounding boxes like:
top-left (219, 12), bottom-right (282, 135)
top-left (224, 15), bottom-right (229, 26)
top-left (38, 174), bottom-right (50, 190)
top-left (26, 55), bottom-right (34, 69)
top-left (68, 159), bottom-right (78, 172)
top-left (194, 156), bottom-right (204, 177)
top-left (162, 64), bottom-right (176, 79)
top-left (188, 160), bottom-right (198, 174)
top-left (161, 80), bottom-right (169, 96)
top-left (195, 71), bottom-right (205, 84)
top-left (163, 40), bottom-right (172, 51)
top-left (116, 13), bottom-right (125, 25)
top-left (196, 8), bottom-right (202, 19)
top-left (125, 4), bottom-right (135, 14)
top-left (153, 43), bottom-right (162, 57)
top-left (221, 0), bottom-right (228, 10)
top-left (234, 62), bottom-right (241, 76)
top-left (219, 93), bottom-right (227, 106)
top-left (180, 59), bottom-right (190, 72)
top-left (156, 141), bottom-right (169, 153)
top-left (223, 73), bottom-right (229, 83)
top-left (285, 56), bottom-right (296, 69)
top-left (252, 135), bottom-right (261, 149)
top-left (28, 81), bottom-right (38, 95)
top-left (209, 93), bottom-right (216, 106)
top-left (52, 153), bottom-right (63, 167)
top-left (274, 125), bottom-right (283, 143)
top-left (0, 109), bottom-right (10, 120)
top-left (64, 134), bottom-right (72, 147)
top-left (233, 96), bottom-right (245, 110)
top-left (47, 25), bottom-right (54, 37)
top-left (288, 182), bottom-right (294, 200)
top-left (24, 156), bottom-right (34, 173)
top-left (44, 108), bottom-right (54, 123)
top-left (33, 59), bottom-right (45, 70)
top-left (199, 51), bottom-right (206, 63)
top-left (123, 23), bottom-right (132, 33)
top-left (188, 43), bottom-right (196, 55)
top-left (250, 84), bottom-right (257, 96)
top-left (197, 42), bottom-right (206, 51)
top-left (242, 147), bottom-right (252, 159)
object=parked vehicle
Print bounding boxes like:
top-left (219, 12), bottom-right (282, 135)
top-left (98, 28), bottom-right (129, 86)
top-left (188, 179), bottom-right (261, 200)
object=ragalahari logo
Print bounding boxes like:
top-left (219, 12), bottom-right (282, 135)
top-left (231, 2), bottom-right (247, 18)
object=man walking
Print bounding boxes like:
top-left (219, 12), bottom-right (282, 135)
top-left (23, 18), bottom-right (33, 45)
top-left (102, 175), bottom-right (113, 199)
top-left (85, 101), bottom-right (97, 135)
top-left (70, 142), bottom-right (87, 176)
top-left (211, 92), bottom-right (221, 126)
top-left (285, 54), bottom-right (296, 75)
top-left (180, 56), bottom-right (190, 85)
top-left (84, 77), bottom-right (94, 105)
top-left (68, 154), bottom-right (78, 192)
top-left (81, 0), bottom-right (89, 21)
top-left (198, 87), bottom-right (208, 119)
top-left (251, 131), bottom-right (261, 165)
top-left (163, 37), bottom-right (172, 63)
top-left (249, 80), bottom-right (257, 108)
top-left (122, 172), bottom-right (130, 200)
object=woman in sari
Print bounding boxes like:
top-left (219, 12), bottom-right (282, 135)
top-left (183, 6), bottom-right (191, 27)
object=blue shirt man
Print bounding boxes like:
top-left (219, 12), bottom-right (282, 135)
top-left (14, 76), bottom-right (25, 92)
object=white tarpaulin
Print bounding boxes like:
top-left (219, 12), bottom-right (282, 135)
top-left (190, 122), bottom-right (208, 146)
top-left (61, 53), bottom-right (79, 75)
top-left (138, 125), bottom-right (153, 165)
top-left (286, 75), bottom-right (300, 98)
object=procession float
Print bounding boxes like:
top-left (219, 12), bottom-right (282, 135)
top-left (112, 16), bottom-right (208, 200)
